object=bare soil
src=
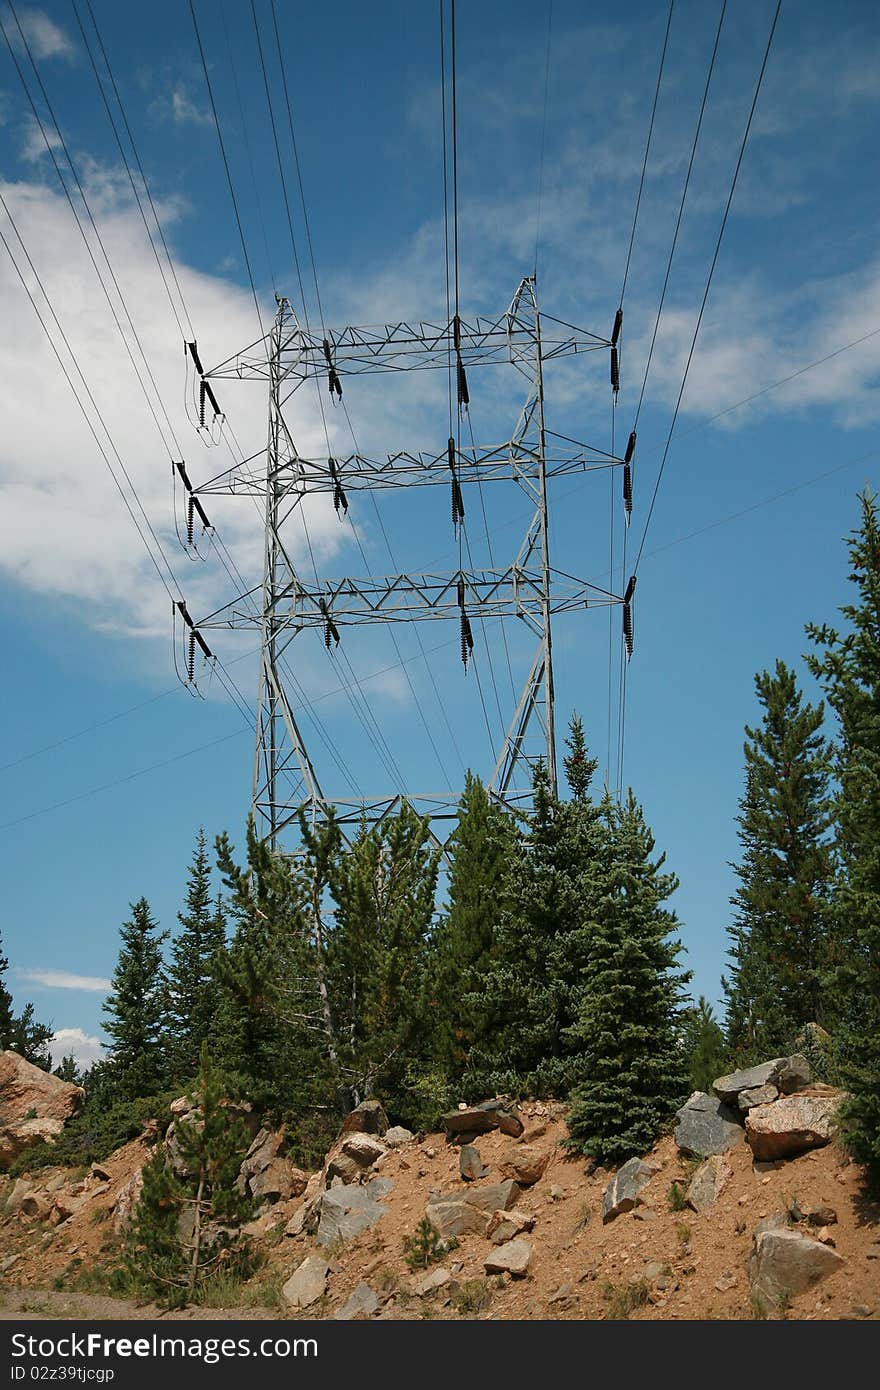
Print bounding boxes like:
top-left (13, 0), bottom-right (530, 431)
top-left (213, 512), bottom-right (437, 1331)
top-left (2, 1104), bottom-right (879, 1321)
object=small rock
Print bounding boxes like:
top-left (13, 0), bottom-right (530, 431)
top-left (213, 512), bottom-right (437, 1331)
top-left (282, 1255), bottom-right (330, 1309)
top-left (384, 1126), bottom-right (413, 1149)
top-left (484, 1238), bottom-right (531, 1277)
top-left (549, 1185), bottom-right (565, 1202)
top-left (852, 1304), bottom-right (873, 1319)
top-left (686, 1154), bottom-right (732, 1214)
top-left (549, 1282), bottom-right (573, 1303)
top-left (738, 1084), bottom-right (779, 1113)
top-left (410, 1266), bottom-right (452, 1297)
top-left (633, 1208), bottom-right (658, 1222)
top-left (459, 1145), bottom-right (485, 1182)
top-left (499, 1144), bottom-right (551, 1187)
top-left (486, 1209), bottom-right (535, 1244)
top-left (602, 1158), bottom-right (654, 1223)
top-left (333, 1282), bottom-right (379, 1319)
top-left (805, 1205), bottom-right (838, 1227)
top-left (714, 1272), bottom-right (737, 1292)
top-left (341, 1132), bottom-right (387, 1168)
top-left (326, 1153), bottom-right (362, 1186)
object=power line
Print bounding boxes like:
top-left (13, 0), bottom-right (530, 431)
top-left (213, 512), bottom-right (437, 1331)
top-left (633, 0), bottom-right (783, 576)
top-left (2, 3), bottom-right (187, 464)
top-left (620, 0), bottom-right (784, 792)
top-left (533, 0), bottom-right (553, 277)
top-left (189, 0), bottom-right (265, 334)
top-left (629, 0), bottom-right (726, 440)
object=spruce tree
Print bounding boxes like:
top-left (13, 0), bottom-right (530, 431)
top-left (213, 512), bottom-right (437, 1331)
top-left (102, 898), bottom-right (168, 1099)
top-left (565, 792), bottom-right (691, 1165)
top-left (0, 935), bottom-right (13, 1048)
top-left (473, 719), bottom-right (605, 1097)
top-left (723, 661), bottom-right (834, 1061)
top-left (0, 928), bottom-right (53, 1066)
top-left (806, 489), bottom-right (880, 1186)
top-left (328, 801), bottom-right (440, 1112)
top-left (165, 830), bottom-right (227, 1083)
top-left (213, 817), bottom-right (334, 1117)
top-left (429, 773), bottom-right (515, 1079)
top-left (682, 996), bottom-right (728, 1093)
top-left (124, 1042), bottom-right (255, 1307)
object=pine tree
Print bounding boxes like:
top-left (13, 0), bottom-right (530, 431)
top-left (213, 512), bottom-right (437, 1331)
top-left (53, 1055), bottom-right (85, 1086)
top-left (165, 830), bottom-right (227, 1083)
top-left (213, 817), bottom-right (334, 1117)
top-left (723, 661), bottom-right (834, 1061)
top-left (0, 934), bottom-right (13, 1048)
top-left (682, 996), bottom-right (728, 1093)
top-left (429, 773), bottom-right (515, 1079)
top-left (124, 1042), bottom-right (255, 1307)
top-left (328, 802), bottom-right (440, 1113)
top-left (0, 928), bottom-right (53, 1067)
top-left (102, 898), bottom-right (169, 1099)
top-left (806, 489), bottom-right (880, 1186)
top-left (473, 720), bottom-right (605, 1097)
top-left (565, 792), bottom-right (691, 1165)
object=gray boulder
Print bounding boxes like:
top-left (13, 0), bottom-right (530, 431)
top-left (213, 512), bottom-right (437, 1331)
top-left (686, 1154), bottom-right (732, 1214)
top-left (674, 1092), bottom-right (744, 1157)
top-left (713, 1055), bottom-right (811, 1106)
top-left (459, 1144), bottom-right (485, 1182)
top-left (333, 1282), bottom-right (380, 1319)
top-left (737, 1083), bottom-right (779, 1113)
top-left (750, 1228), bottom-right (844, 1311)
top-left (282, 1255), bottom-right (330, 1309)
top-left (484, 1238), bottom-right (531, 1277)
top-left (452, 1178), bottom-right (519, 1213)
top-left (425, 1199), bottom-right (488, 1238)
top-left (315, 1182), bottom-right (390, 1246)
top-left (602, 1157), bottom-right (655, 1223)
top-left (384, 1126), bottom-right (413, 1148)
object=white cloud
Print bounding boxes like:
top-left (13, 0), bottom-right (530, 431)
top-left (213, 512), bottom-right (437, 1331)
top-left (6, 7), bottom-right (75, 62)
top-left (50, 1027), bottom-right (105, 1069)
top-left (16, 968), bottom-right (111, 992)
top-left (168, 84), bottom-right (212, 129)
top-left (0, 168), bottom-right (351, 648)
top-left (17, 112), bottom-right (63, 163)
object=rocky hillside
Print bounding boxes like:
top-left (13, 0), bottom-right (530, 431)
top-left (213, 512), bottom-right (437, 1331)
top-left (1, 1051), bottom-right (879, 1321)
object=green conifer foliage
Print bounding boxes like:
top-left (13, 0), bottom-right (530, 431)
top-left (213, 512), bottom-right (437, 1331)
top-left (213, 817), bottom-right (333, 1115)
top-left (472, 723), bottom-right (605, 1097)
top-left (681, 996), bottom-right (728, 1093)
top-left (565, 793), bottom-right (690, 1165)
top-left (807, 489), bottom-right (880, 1186)
top-left (723, 661), bottom-right (834, 1061)
top-left (328, 801), bottom-right (440, 1113)
top-left (429, 773), bottom-right (515, 1079)
top-left (0, 929), bottom-right (53, 1067)
top-left (165, 830), bottom-right (227, 1083)
top-left (101, 898), bottom-right (168, 1099)
top-left (124, 1042), bottom-right (255, 1307)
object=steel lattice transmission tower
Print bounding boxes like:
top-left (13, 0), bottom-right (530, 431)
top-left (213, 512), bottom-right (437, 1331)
top-left (189, 276), bottom-right (627, 847)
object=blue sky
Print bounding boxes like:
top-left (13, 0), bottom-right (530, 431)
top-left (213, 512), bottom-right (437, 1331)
top-left (1, 0), bottom-right (878, 1070)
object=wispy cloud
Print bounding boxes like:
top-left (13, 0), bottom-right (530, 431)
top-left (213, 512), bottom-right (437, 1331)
top-left (17, 968), bottom-right (111, 992)
top-left (5, 7), bottom-right (75, 62)
top-left (150, 82), bottom-right (211, 129)
top-left (50, 1027), bottom-right (105, 1068)
top-left (18, 112), bottom-right (62, 163)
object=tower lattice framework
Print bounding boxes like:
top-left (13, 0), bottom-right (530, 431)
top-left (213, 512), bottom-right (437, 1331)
top-left (191, 276), bottom-right (626, 848)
